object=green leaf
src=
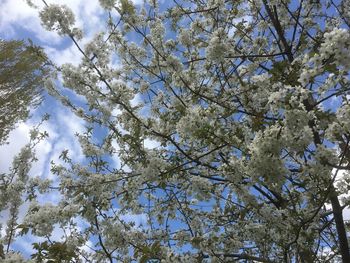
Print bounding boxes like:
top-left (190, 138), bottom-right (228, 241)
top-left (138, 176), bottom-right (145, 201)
top-left (17, 224), bottom-right (30, 236)
top-left (0, 244), bottom-right (5, 259)
top-left (324, 63), bottom-right (338, 74)
top-left (140, 255), bottom-right (149, 263)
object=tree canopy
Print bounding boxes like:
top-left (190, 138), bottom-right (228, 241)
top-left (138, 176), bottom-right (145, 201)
top-left (0, 39), bottom-right (51, 144)
top-left (2, 0), bottom-right (350, 262)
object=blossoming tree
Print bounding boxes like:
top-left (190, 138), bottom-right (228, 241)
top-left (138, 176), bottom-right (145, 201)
top-left (3, 0), bottom-right (350, 262)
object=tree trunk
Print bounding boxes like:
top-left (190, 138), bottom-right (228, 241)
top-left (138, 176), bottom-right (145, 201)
top-left (329, 186), bottom-right (350, 262)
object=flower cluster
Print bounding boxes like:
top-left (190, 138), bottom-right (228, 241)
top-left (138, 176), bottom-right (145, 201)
top-left (39, 4), bottom-right (82, 39)
top-left (206, 29), bottom-right (229, 62)
top-left (99, 0), bottom-right (116, 10)
top-left (24, 202), bottom-right (60, 236)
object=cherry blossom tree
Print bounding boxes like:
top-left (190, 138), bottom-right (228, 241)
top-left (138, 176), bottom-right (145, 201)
top-left (3, 0), bottom-right (350, 262)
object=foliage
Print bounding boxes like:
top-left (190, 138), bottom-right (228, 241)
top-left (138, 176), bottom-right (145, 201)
top-left (0, 39), bottom-right (51, 144)
top-left (31, 241), bottom-right (79, 262)
top-left (3, 0), bottom-right (350, 262)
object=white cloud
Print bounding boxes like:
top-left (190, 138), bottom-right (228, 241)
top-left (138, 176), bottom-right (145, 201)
top-left (0, 0), bottom-right (147, 66)
top-left (0, 123), bottom-right (31, 173)
top-left (0, 121), bottom-right (54, 178)
top-left (0, 0), bottom-right (106, 66)
top-left (0, 0), bottom-right (62, 44)
top-left (44, 44), bottom-right (82, 66)
top-left (121, 212), bottom-right (147, 227)
top-left (42, 107), bottom-right (86, 180)
top-left (144, 138), bottom-right (160, 149)
top-left (0, 104), bottom-right (85, 177)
